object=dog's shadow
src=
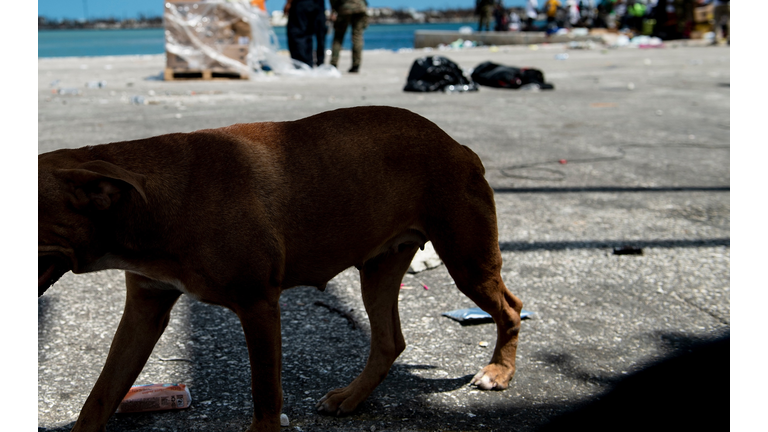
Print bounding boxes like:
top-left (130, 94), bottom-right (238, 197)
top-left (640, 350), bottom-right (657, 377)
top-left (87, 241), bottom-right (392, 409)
top-left (387, 363), bottom-right (474, 394)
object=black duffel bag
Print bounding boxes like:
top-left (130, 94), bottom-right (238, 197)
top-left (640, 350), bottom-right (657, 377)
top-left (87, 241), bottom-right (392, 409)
top-left (403, 56), bottom-right (479, 93)
top-left (470, 61), bottom-right (554, 89)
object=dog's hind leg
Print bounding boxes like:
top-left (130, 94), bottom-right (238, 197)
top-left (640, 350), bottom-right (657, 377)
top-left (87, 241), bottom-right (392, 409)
top-left (72, 273), bottom-right (181, 432)
top-left (428, 182), bottom-right (523, 391)
top-left (316, 244), bottom-right (417, 416)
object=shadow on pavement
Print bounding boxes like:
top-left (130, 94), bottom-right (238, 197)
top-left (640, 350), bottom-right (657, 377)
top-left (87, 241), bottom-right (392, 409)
top-left (499, 238), bottom-right (730, 252)
top-left (533, 331), bottom-right (730, 432)
top-left (39, 289), bottom-right (730, 432)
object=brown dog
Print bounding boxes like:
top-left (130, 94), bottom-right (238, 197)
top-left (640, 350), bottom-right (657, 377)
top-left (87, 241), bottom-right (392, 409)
top-left (38, 106), bottom-right (523, 432)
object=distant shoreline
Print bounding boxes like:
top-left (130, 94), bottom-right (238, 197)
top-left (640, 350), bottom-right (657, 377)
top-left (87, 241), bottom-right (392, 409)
top-left (38, 7), bottom-right (523, 31)
top-left (38, 18), bottom-right (475, 31)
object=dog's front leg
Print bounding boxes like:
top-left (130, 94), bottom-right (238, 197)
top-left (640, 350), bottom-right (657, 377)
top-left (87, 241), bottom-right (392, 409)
top-left (234, 295), bottom-right (283, 432)
top-left (71, 273), bottom-right (181, 432)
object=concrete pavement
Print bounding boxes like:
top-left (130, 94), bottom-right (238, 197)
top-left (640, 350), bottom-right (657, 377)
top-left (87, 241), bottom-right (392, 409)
top-left (38, 42), bottom-right (729, 431)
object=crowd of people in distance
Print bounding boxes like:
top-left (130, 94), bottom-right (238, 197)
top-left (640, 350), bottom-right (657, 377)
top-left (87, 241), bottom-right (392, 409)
top-left (474, 0), bottom-right (729, 43)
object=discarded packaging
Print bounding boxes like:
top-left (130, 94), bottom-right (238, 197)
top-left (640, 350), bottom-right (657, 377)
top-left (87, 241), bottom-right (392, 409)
top-left (442, 307), bottom-right (532, 324)
top-left (408, 241), bottom-right (442, 273)
top-left (116, 383), bottom-right (192, 413)
top-left (403, 56), bottom-right (478, 93)
top-left (164, 0), bottom-right (335, 77)
top-left (613, 246), bottom-right (643, 256)
top-left (470, 62), bottom-right (554, 90)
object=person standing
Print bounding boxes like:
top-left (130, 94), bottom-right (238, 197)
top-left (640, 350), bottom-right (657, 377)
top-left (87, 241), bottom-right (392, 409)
top-left (566, 0), bottom-right (581, 26)
top-left (330, 0), bottom-right (368, 73)
top-left (285, 0), bottom-right (327, 67)
top-left (712, 0), bottom-right (729, 45)
top-left (544, 0), bottom-right (562, 27)
top-left (493, 0), bottom-right (510, 31)
top-left (525, 0), bottom-right (539, 30)
top-left (476, 0), bottom-right (495, 31)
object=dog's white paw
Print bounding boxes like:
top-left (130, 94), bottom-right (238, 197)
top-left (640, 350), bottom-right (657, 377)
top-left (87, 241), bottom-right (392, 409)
top-left (470, 364), bottom-right (514, 390)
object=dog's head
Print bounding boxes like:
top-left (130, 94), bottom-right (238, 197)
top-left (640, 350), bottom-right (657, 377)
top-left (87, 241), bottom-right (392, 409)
top-left (38, 151), bottom-right (147, 297)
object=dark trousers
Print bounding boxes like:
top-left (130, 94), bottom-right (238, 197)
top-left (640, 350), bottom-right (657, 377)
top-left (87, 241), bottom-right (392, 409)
top-left (287, 0), bottom-right (327, 67)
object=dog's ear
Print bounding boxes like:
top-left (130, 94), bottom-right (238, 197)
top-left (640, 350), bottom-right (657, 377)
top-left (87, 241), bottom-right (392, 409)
top-left (59, 160), bottom-right (148, 211)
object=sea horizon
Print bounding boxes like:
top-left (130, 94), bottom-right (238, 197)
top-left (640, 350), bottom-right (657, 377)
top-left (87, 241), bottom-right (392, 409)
top-left (39, 21), bottom-right (479, 58)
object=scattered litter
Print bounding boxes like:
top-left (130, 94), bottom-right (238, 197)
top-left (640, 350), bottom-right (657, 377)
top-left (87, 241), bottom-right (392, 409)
top-left (528, 44), bottom-right (539, 50)
top-left (655, 109), bottom-right (663, 116)
top-left (631, 35), bottom-right (664, 48)
top-left (442, 307), bottom-right (533, 324)
top-left (116, 383), bottom-right (191, 413)
top-left (478, 341), bottom-right (489, 347)
top-left (570, 28), bottom-right (589, 36)
top-left (57, 88), bottom-right (80, 96)
top-left (471, 62), bottom-right (554, 90)
top-left (612, 246), bottom-right (643, 255)
top-left (458, 26), bottom-right (473, 35)
top-left (627, 82), bottom-right (635, 90)
top-left (559, 159), bottom-right (567, 165)
top-left (567, 40), bottom-right (597, 50)
top-left (131, 95), bottom-right (146, 105)
top-left (86, 80), bottom-right (107, 89)
top-left (467, 412), bottom-right (477, 417)
top-left (401, 282), bottom-right (429, 290)
top-left (689, 134), bottom-right (696, 140)
top-left (614, 35), bottom-right (631, 47)
top-left (554, 53), bottom-right (569, 60)
top-left (49, 79), bottom-right (60, 87)
top-left (157, 355), bottom-right (193, 363)
top-left (644, 58), bottom-right (652, 65)
top-left (280, 413), bottom-right (290, 427)
top-left (441, 38), bottom-right (477, 50)
top-left (409, 241), bottom-right (442, 273)
top-left (403, 56), bottom-right (478, 93)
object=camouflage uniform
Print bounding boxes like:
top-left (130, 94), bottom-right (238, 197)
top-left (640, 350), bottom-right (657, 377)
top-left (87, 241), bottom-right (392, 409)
top-left (476, 0), bottom-right (495, 31)
top-left (330, 0), bottom-right (368, 71)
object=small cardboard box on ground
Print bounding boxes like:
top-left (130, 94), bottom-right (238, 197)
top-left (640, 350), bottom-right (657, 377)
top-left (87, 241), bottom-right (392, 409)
top-left (164, 0), bottom-right (252, 79)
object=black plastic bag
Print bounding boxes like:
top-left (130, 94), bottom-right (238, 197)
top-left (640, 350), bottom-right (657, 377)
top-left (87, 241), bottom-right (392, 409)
top-left (470, 61), bottom-right (554, 90)
top-left (403, 56), bottom-right (479, 93)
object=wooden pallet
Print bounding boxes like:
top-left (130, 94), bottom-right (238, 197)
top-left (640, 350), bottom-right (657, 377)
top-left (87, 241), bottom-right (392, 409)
top-left (164, 68), bottom-right (248, 81)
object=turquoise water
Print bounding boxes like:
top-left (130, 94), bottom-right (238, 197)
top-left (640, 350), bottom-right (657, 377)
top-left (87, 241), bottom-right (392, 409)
top-left (38, 22), bottom-right (477, 58)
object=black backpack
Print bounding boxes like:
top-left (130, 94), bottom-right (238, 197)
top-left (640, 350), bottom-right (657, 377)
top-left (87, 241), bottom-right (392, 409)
top-left (470, 61), bottom-right (554, 89)
top-left (403, 56), bottom-right (479, 93)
